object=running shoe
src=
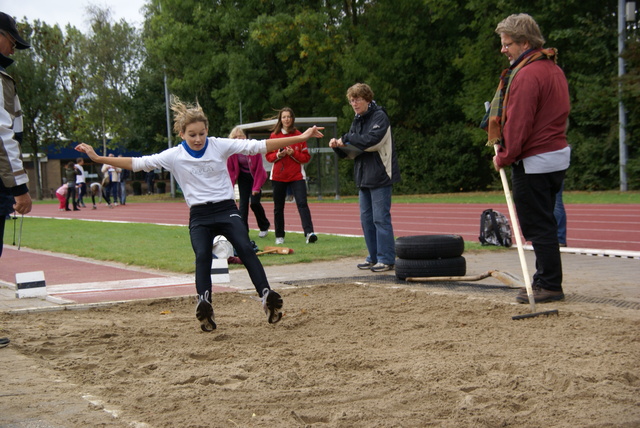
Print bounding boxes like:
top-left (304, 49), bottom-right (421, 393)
top-left (195, 291), bottom-right (216, 332)
top-left (306, 233), bottom-right (318, 244)
top-left (371, 263), bottom-right (394, 272)
top-left (357, 261), bottom-right (374, 270)
top-left (258, 230), bottom-right (269, 238)
top-left (275, 237), bottom-right (285, 245)
top-left (261, 289), bottom-right (283, 324)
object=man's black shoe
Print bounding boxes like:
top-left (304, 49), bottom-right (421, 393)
top-left (516, 286), bottom-right (564, 304)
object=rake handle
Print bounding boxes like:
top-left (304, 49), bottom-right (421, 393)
top-left (494, 145), bottom-right (536, 313)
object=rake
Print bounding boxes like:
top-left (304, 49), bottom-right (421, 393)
top-left (405, 269), bottom-right (524, 288)
top-left (491, 143), bottom-right (559, 320)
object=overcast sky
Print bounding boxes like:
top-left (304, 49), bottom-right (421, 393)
top-left (3, 0), bottom-right (147, 32)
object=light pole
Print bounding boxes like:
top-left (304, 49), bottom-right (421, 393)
top-left (618, 0), bottom-right (636, 191)
top-left (164, 71), bottom-right (175, 197)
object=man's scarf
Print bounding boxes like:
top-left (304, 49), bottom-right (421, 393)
top-left (481, 48), bottom-right (558, 147)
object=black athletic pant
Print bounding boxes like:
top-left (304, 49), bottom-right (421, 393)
top-left (237, 171), bottom-right (270, 233)
top-left (189, 200), bottom-right (270, 300)
top-left (65, 184), bottom-right (77, 210)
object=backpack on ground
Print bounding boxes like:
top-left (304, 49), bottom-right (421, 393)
top-left (479, 209), bottom-right (512, 247)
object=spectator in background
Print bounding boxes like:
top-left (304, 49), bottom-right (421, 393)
top-left (64, 161), bottom-right (81, 211)
top-left (329, 83), bottom-right (401, 273)
top-left (119, 155), bottom-right (129, 205)
top-left (265, 107), bottom-right (317, 245)
top-left (226, 126), bottom-right (271, 238)
top-left (89, 181), bottom-right (114, 209)
top-left (146, 170), bottom-right (155, 194)
top-left (75, 157), bottom-right (87, 208)
top-left (55, 183), bottom-right (67, 211)
top-left (101, 154), bottom-right (121, 206)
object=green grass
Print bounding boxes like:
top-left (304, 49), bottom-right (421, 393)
top-left (4, 217), bottom-right (503, 274)
top-left (3, 217), bottom-right (371, 273)
top-left (7, 218), bottom-right (195, 272)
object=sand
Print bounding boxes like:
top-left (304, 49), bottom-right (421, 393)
top-left (1, 279), bottom-right (639, 428)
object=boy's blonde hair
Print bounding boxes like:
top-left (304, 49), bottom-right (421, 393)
top-left (171, 96), bottom-right (209, 135)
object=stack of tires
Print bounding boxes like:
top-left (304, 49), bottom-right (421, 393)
top-left (395, 234), bottom-right (466, 280)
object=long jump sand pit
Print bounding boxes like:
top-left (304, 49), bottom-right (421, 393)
top-left (1, 282), bottom-right (639, 427)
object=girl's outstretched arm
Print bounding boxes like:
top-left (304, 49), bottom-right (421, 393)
top-left (75, 143), bottom-right (134, 170)
top-left (265, 126), bottom-right (324, 152)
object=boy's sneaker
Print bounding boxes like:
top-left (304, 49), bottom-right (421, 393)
top-left (275, 237), bottom-right (285, 245)
top-left (258, 230), bottom-right (269, 238)
top-left (357, 261), bottom-right (374, 270)
top-left (195, 291), bottom-right (216, 332)
top-left (306, 233), bottom-right (318, 244)
top-left (371, 263), bottom-right (394, 272)
top-left (262, 289), bottom-right (283, 324)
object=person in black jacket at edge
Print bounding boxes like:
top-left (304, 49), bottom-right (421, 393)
top-left (329, 83), bottom-right (401, 273)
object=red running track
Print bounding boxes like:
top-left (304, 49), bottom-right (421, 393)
top-left (27, 200), bottom-right (640, 252)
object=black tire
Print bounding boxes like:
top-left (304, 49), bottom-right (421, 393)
top-left (395, 256), bottom-right (466, 280)
top-left (395, 234), bottom-right (465, 260)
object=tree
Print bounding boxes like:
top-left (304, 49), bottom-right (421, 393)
top-left (126, 59), bottom-right (172, 154)
top-left (12, 20), bottom-right (82, 199)
top-left (71, 6), bottom-right (144, 155)
top-left (136, 0), bottom-right (637, 193)
top-left (453, 0), bottom-right (635, 190)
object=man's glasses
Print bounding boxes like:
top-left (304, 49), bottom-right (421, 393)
top-left (501, 42), bottom-right (514, 50)
top-left (349, 98), bottom-right (365, 105)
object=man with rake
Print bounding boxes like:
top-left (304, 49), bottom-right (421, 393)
top-left (483, 13), bottom-right (570, 304)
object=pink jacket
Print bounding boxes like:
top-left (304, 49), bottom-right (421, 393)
top-left (227, 153), bottom-right (268, 193)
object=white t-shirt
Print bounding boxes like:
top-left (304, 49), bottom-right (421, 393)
top-left (75, 164), bottom-right (86, 184)
top-left (131, 137), bottom-right (267, 207)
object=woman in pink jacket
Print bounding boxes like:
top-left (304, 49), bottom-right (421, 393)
top-left (227, 127), bottom-right (271, 237)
